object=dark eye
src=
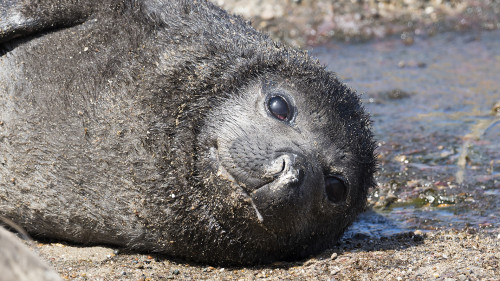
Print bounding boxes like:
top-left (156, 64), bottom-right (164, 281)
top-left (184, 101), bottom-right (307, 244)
top-left (324, 176), bottom-right (347, 203)
top-left (268, 96), bottom-right (290, 121)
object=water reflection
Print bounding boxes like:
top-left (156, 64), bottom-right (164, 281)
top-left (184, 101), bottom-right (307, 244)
top-left (313, 31), bottom-right (500, 236)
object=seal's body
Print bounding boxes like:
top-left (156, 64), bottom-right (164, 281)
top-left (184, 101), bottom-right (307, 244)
top-left (0, 0), bottom-right (376, 265)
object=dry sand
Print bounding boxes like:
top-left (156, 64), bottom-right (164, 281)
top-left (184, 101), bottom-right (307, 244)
top-left (32, 229), bottom-right (498, 280)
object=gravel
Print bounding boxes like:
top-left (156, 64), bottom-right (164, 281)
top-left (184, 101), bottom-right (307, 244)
top-left (32, 230), bottom-right (498, 280)
top-left (216, 0), bottom-right (500, 47)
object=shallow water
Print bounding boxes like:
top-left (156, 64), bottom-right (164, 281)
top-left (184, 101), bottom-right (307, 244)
top-left (312, 30), bottom-right (500, 237)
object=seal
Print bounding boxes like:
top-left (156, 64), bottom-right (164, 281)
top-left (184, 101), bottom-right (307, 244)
top-left (0, 0), bottom-right (376, 265)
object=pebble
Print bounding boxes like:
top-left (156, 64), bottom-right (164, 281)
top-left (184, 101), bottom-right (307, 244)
top-left (331, 252), bottom-right (338, 260)
top-left (492, 101), bottom-right (500, 115)
top-left (353, 232), bottom-right (370, 240)
top-left (413, 234), bottom-right (424, 242)
top-left (256, 271), bottom-right (267, 278)
top-left (330, 266), bottom-right (341, 275)
top-left (414, 230), bottom-right (424, 235)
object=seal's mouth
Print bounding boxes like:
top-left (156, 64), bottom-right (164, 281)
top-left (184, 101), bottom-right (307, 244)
top-left (214, 160), bottom-right (266, 223)
top-left (217, 150), bottom-right (304, 196)
top-left (211, 145), bottom-right (306, 223)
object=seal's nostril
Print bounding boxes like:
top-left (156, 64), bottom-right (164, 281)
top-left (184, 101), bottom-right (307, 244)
top-left (280, 158), bottom-right (286, 173)
top-left (325, 176), bottom-right (347, 203)
top-left (262, 153), bottom-right (306, 187)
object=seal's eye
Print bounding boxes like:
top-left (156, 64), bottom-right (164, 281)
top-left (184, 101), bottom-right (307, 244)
top-left (325, 176), bottom-right (347, 203)
top-left (268, 96), bottom-right (290, 121)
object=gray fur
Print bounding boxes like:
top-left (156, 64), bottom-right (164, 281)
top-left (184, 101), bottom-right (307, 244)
top-left (0, 0), bottom-right (376, 265)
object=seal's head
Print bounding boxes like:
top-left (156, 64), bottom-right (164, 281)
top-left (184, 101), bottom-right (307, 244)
top-left (196, 70), bottom-right (376, 264)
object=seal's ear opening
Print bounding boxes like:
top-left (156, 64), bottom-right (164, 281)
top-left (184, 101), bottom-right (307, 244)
top-left (0, 0), bottom-right (93, 53)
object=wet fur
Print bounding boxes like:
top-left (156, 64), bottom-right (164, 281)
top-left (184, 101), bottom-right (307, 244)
top-left (0, 0), bottom-right (376, 264)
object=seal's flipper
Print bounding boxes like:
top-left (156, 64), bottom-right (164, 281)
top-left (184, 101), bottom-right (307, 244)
top-left (0, 0), bottom-right (94, 44)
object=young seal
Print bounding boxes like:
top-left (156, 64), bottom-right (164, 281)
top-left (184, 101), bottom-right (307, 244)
top-left (0, 0), bottom-right (376, 265)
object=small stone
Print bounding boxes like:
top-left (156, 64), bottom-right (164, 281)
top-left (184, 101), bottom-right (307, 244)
top-left (492, 101), bottom-right (500, 115)
top-left (256, 271), bottom-right (266, 278)
top-left (353, 233), bottom-right (370, 240)
top-left (417, 62), bottom-right (427, 68)
top-left (331, 252), bottom-right (338, 260)
top-left (401, 32), bottom-right (414, 45)
top-left (330, 266), bottom-right (341, 275)
top-left (413, 234), bottom-right (424, 242)
top-left (172, 269), bottom-right (180, 275)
